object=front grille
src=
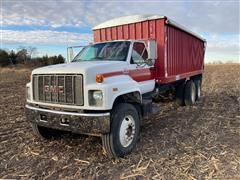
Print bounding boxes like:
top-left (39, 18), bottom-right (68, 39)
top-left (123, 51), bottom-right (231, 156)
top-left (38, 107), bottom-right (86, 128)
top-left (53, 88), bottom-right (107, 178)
top-left (32, 74), bottom-right (83, 105)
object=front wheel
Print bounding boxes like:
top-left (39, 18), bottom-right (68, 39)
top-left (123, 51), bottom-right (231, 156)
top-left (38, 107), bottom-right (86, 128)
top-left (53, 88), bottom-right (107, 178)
top-left (31, 123), bottom-right (61, 139)
top-left (102, 103), bottom-right (140, 158)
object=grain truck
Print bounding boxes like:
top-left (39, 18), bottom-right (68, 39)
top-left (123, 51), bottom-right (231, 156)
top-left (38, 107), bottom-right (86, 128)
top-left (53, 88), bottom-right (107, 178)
top-left (25, 15), bottom-right (206, 157)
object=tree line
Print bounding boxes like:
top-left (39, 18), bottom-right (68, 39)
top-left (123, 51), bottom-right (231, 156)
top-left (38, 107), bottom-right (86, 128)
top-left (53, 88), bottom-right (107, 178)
top-left (0, 46), bottom-right (65, 67)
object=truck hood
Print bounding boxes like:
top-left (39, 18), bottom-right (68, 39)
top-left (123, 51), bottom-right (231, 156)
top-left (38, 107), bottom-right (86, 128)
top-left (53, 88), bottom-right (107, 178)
top-left (32, 61), bottom-right (129, 75)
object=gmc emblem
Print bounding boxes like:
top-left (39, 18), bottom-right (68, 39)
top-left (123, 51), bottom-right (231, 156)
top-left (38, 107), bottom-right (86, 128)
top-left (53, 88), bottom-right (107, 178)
top-left (44, 85), bottom-right (64, 93)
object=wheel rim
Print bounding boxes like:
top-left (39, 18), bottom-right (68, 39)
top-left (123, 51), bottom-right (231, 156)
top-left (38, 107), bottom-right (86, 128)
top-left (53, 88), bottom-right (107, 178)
top-left (119, 115), bottom-right (136, 147)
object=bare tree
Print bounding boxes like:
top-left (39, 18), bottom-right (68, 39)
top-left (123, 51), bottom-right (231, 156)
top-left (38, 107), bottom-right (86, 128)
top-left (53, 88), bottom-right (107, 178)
top-left (16, 46), bottom-right (37, 63)
top-left (0, 49), bottom-right (10, 66)
top-left (27, 46), bottom-right (37, 59)
top-left (17, 47), bottom-right (28, 64)
top-left (9, 50), bottom-right (17, 64)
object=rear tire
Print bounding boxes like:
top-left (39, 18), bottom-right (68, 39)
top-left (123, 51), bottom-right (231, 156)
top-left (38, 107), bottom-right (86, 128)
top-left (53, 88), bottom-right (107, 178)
top-left (184, 80), bottom-right (196, 106)
top-left (102, 103), bottom-right (140, 158)
top-left (31, 123), bottom-right (60, 139)
top-left (176, 82), bottom-right (185, 106)
top-left (194, 79), bottom-right (202, 101)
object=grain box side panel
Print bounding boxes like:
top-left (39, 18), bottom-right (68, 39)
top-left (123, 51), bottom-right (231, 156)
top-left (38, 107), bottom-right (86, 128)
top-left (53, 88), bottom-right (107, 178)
top-left (100, 29), bottom-right (107, 42)
top-left (117, 26), bottom-right (123, 40)
top-left (111, 27), bottom-right (117, 40)
top-left (129, 24), bottom-right (136, 39)
top-left (93, 29), bottom-right (101, 42)
top-left (135, 22), bottom-right (142, 39)
top-left (163, 25), bottom-right (204, 83)
top-left (123, 25), bottom-right (129, 39)
top-left (106, 28), bottom-right (112, 41)
top-left (142, 21), bottom-right (149, 39)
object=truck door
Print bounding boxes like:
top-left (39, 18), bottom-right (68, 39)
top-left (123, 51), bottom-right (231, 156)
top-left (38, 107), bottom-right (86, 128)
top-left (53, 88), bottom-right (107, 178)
top-left (129, 42), bottom-right (155, 93)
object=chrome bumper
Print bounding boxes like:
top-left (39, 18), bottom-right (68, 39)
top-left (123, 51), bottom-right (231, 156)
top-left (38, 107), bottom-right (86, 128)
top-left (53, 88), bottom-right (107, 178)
top-left (25, 104), bottom-right (111, 136)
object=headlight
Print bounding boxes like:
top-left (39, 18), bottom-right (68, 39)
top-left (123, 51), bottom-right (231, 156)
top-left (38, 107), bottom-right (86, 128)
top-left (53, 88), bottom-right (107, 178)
top-left (89, 90), bottom-right (103, 106)
top-left (93, 91), bottom-right (103, 100)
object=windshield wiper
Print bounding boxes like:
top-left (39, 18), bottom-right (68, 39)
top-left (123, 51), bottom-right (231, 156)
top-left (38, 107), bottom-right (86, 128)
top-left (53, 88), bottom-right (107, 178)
top-left (72, 59), bottom-right (83, 62)
top-left (89, 56), bottom-right (105, 60)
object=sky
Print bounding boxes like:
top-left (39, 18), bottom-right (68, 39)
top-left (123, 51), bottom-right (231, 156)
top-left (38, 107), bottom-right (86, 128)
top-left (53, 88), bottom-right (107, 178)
top-left (0, 0), bottom-right (239, 63)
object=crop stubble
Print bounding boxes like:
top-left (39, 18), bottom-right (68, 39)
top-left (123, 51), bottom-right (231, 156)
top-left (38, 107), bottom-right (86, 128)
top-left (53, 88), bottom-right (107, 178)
top-left (0, 64), bottom-right (239, 179)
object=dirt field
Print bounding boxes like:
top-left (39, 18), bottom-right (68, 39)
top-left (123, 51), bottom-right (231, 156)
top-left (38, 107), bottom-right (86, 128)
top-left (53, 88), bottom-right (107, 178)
top-left (0, 64), bottom-right (239, 179)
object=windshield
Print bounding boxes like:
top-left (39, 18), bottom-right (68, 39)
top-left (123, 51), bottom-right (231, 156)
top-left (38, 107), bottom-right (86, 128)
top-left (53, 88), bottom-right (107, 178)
top-left (72, 41), bottom-right (130, 62)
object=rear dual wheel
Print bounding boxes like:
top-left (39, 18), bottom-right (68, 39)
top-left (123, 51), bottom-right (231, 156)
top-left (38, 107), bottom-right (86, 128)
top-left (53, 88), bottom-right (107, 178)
top-left (184, 80), bottom-right (196, 106)
top-left (176, 82), bottom-right (185, 106)
top-left (102, 103), bottom-right (140, 158)
top-left (194, 79), bottom-right (202, 100)
top-left (176, 79), bottom-right (201, 106)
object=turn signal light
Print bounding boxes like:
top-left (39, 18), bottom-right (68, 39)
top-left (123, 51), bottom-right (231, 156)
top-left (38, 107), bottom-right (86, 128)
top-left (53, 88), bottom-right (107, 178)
top-left (96, 74), bottom-right (104, 83)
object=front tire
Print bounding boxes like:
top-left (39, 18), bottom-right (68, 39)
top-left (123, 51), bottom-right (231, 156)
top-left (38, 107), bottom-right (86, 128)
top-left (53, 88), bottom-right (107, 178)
top-left (31, 123), bottom-right (60, 139)
top-left (102, 103), bottom-right (140, 158)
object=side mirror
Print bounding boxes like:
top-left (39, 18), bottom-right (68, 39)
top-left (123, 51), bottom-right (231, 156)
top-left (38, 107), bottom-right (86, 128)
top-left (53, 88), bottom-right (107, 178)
top-left (147, 39), bottom-right (157, 66)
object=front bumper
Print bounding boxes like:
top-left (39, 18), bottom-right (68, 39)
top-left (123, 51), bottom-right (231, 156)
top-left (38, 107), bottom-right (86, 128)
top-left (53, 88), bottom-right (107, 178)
top-left (25, 104), bottom-right (110, 136)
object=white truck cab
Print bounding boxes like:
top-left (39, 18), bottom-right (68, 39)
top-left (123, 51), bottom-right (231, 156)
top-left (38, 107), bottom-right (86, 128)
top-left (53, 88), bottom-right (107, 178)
top-left (26, 39), bottom-right (157, 157)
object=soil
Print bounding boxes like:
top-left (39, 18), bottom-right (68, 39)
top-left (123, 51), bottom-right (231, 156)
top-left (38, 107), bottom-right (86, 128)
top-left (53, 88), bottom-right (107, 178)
top-left (0, 64), bottom-right (239, 179)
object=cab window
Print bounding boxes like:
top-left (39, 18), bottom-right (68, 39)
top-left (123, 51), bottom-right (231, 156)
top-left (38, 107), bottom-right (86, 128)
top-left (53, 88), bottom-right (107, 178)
top-left (131, 42), bottom-right (148, 64)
